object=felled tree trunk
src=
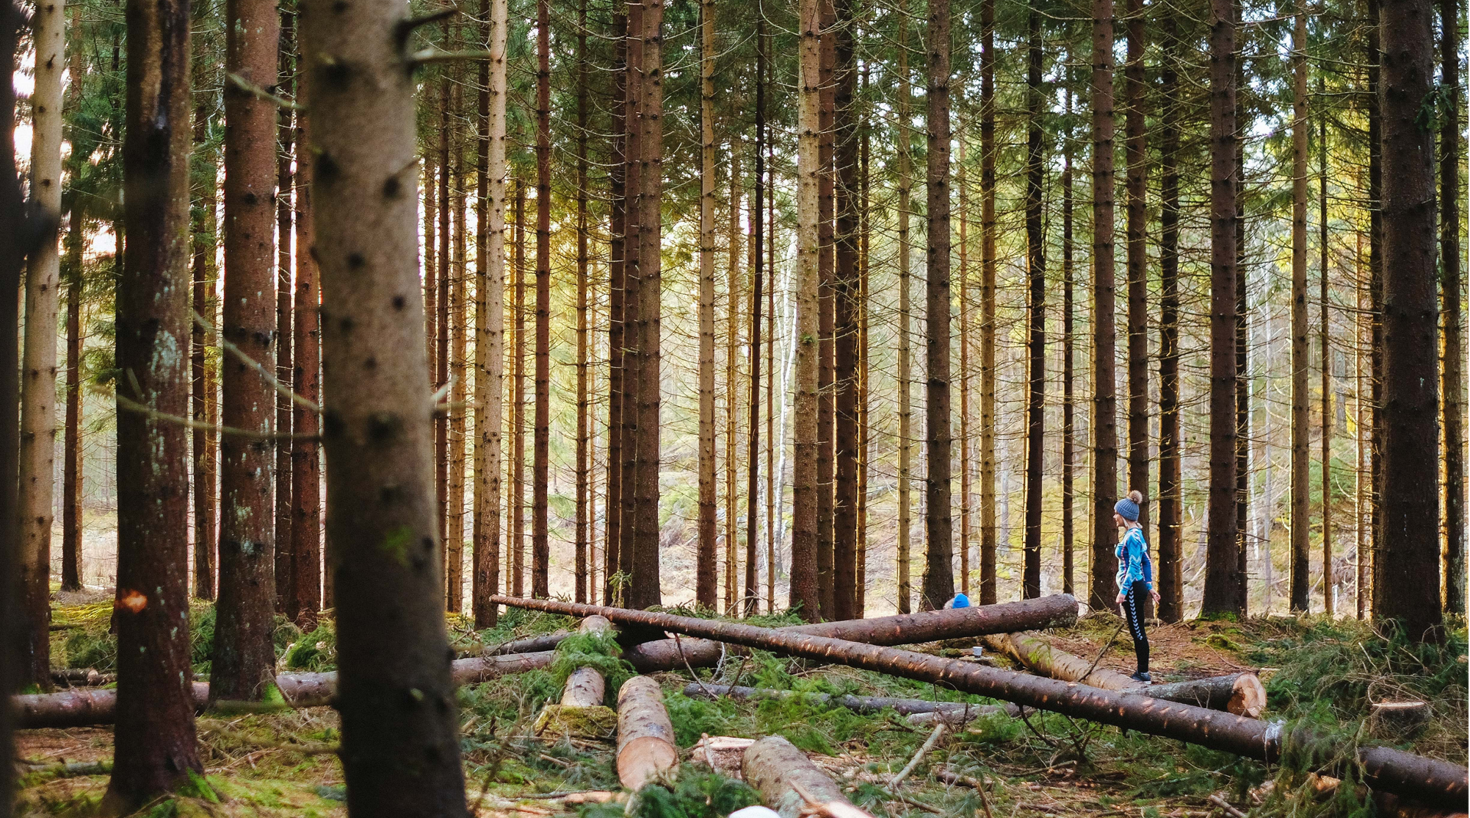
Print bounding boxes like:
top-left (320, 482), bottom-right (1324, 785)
top-left (491, 597), bottom-right (1468, 810)
top-left (485, 632), bottom-right (570, 655)
top-left (981, 632), bottom-right (1266, 718)
top-left (616, 676), bottom-right (678, 791)
top-left (743, 735), bottom-right (875, 818)
top-left (534, 616), bottom-right (618, 738)
top-left (683, 684), bottom-right (1016, 719)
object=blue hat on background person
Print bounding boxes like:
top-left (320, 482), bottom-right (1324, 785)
top-left (1114, 492), bottom-right (1141, 522)
top-left (945, 592), bottom-right (971, 609)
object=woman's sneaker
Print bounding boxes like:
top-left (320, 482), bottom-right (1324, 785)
top-left (1130, 671), bottom-right (1152, 685)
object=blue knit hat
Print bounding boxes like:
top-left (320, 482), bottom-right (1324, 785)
top-left (1114, 496), bottom-right (1140, 522)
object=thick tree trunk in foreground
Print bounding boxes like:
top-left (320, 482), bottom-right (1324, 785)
top-left (105, 0), bottom-right (204, 798)
top-left (1089, 0), bottom-right (1119, 610)
top-left (921, 0), bottom-right (954, 611)
top-left (1290, 0), bottom-right (1310, 614)
top-left (214, 0), bottom-right (280, 702)
top-left (303, 0), bottom-right (470, 807)
top-left (697, 0), bottom-right (717, 609)
top-left (684, 684), bottom-right (1017, 719)
top-left (744, 736), bottom-right (874, 818)
top-left (616, 676), bottom-right (678, 790)
top-left (18, 0), bottom-right (64, 689)
top-left (1439, 0), bottom-right (1463, 617)
top-left (0, 13), bottom-right (25, 808)
top-left (1375, 0), bottom-right (1441, 640)
top-left (1202, 0), bottom-right (1241, 617)
top-left (495, 598), bottom-right (1469, 810)
top-left (291, 104), bottom-right (320, 629)
top-left (790, 0), bottom-right (821, 621)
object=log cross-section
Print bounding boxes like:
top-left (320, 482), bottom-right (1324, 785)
top-left (491, 595), bottom-right (1468, 809)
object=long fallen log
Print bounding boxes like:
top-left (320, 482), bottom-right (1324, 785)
top-left (14, 651), bottom-right (558, 728)
top-left (491, 595), bottom-right (1468, 810)
top-left (981, 632), bottom-right (1266, 718)
top-left (682, 683), bottom-right (1018, 718)
top-left (616, 676), bottom-right (679, 790)
top-left (743, 735), bottom-right (876, 818)
top-left (484, 631), bottom-right (573, 655)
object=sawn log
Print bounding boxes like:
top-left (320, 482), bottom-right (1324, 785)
top-left (742, 735), bottom-right (875, 818)
top-left (491, 595), bottom-right (1468, 810)
top-left (616, 676), bottom-right (679, 790)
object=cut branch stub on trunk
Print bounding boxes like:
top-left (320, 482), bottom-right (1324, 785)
top-left (982, 631), bottom-right (1265, 718)
top-left (490, 596), bottom-right (1468, 809)
top-left (743, 735), bottom-right (875, 818)
top-left (682, 683), bottom-right (1018, 719)
top-left (617, 676), bottom-right (678, 791)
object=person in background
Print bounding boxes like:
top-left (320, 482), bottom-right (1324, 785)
top-left (1113, 490), bottom-right (1160, 684)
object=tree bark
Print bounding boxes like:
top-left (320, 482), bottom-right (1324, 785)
top-left (958, 143), bottom-right (971, 599)
top-left (17, 0), bottom-right (64, 689)
top-left (1375, 0), bottom-right (1442, 640)
top-left (1090, 0), bottom-right (1120, 611)
top-left (978, 0), bottom-right (996, 606)
top-left (791, 0), bottom-right (821, 621)
top-left (532, 0), bottom-right (551, 600)
top-left (61, 200), bottom-right (83, 593)
top-left (474, 0), bottom-right (506, 627)
top-left (727, 149), bottom-right (743, 615)
top-left (606, 11), bottom-right (628, 606)
top-left (512, 181), bottom-right (526, 597)
top-left (747, 4), bottom-right (767, 618)
top-left (1124, 0), bottom-right (1148, 545)
top-left (816, 0), bottom-right (836, 621)
top-left (273, 14), bottom-right (294, 614)
top-left (697, 0), bottom-right (717, 609)
top-left (896, 7), bottom-right (913, 614)
top-left (291, 97), bottom-right (320, 629)
top-left (1290, 0), bottom-right (1310, 614)
top-left (502, 598), bottom-right (1469, 810)
top-left (1366, 0), bottom-right (1382, 617)
top-left (302, 0), bottom-right (471, 805)
top-left (744, 736), bottom-right (874, 818)
top-left (0, 12), bottom-right (23, 808)
top-left (436, 54), bottom-right (451, 583)
top-left (921, 0), bottom-right (953, 611)
top-left (574, 0), bottom-right (590, 605)
top-left (1202, 0), bottom-right (1242, 617)
top-left (1319, 75), bottom-right (1333, 618)
top-left (1062, 52), bottom-right (1075, 599)
top-left (448, 104), bottom-right (468, 613)
top-left (617, 0), bottom-right (641, 608)
top-left (106, 0), bottom-right (205, 797)
top-left (833, 0), bottom-right (859, 621)
top-left (192, 90), bottom-right (219, 601)
top-left (616, 676), bottom-right (678, 790)
top-left (1439, 0), bottom-right (1464, 617)
top-left (1023, 9), bottom-right (1045, 600)
top-left (215, 0), bottom-right (280, 701)
top-left (1157, 18), bottom-right (1183, 623)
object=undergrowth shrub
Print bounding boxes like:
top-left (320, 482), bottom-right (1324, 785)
top-left (283, 621), bottom-right (338, 671)
top-left (578, 768), bottom-right (758, 818)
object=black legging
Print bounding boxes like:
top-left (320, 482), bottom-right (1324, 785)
top-left (1122, 580), bottom-right (1150, 674)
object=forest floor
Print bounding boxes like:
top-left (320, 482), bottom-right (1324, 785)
top-left (13, 599), bottom-right (1467, 818)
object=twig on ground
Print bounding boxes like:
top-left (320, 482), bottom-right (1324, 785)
top-left (674, 632), bottom-right (714, 699)
top-left (888, 722), bottom-right (947, 789)
top-left (934, 766), bottom-right (995, 818)
top-left (1209, 793), bottom-right (1249, 818)
top-left (1083, 620), bottom-right (1129, 680)
top-left (1017, 706), bottom-right (1060, 749)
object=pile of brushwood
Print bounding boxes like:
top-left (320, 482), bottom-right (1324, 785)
top-left (11, 596), bottom-right (1467, 818)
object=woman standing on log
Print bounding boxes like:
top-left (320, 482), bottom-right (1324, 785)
top-left (1113, 490), bottom-right (1159, 684)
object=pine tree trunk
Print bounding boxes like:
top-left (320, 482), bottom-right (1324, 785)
top-left (747, 15), bottom-right (767, 616)
top-left (532, 0), bottom-right (551, 600)
top-left (1202, 0), bottom-right (1242, 617)
top-left (856, 79), bottom-right (869, 617)
top-left (791, 0), bottom-right (822, 621)
top-left (833, 0), bottom-right (859, 620)
top-left (1440, 0), bottom-right (1464, 617)
top-left (512, 182), bottom-right (526, 597)
top-left (816, 0), bottom-right (836, 621)
top-left (192, 91), bottom-right (219, 602)
top-left (0, 9), bottom-right (22, 803)
top-left (1319, 75), bottom-right (1333, 618)
top-left (17, 0), bottom-right (64, 689)
top-left (1023, 8), bottom-right (1045, 600)
top-left (436, 61), bottom-right (451, 584)
top-left (424, 154), bottom-right (437, 385)
top-left (1234, 98), bottom-right (1249, 613)
top-left (765, 71), bottom-right (777, 613)
top-left (697, 0), bottom-right (716, 608)
top-left (979, 0), bottom-right (999, 605)
top-left (574, 0), bottom-right (590, 605)
top-left (1375, 0), bottom-right (1442, 640)
top-left (1366, 0), bottom-right (1382, 617)
top-left (215, 0), bottom-right (281, 701)
top-left (106, 0), bottom-right (204, 796)
top-left (61, 205), bottom-right (83, 593)
top-left (449, 106), bottom-right (468, 611)
top-left (1356, 232), bottom-right (1370, 619)
top-left (896, 8), bottom-right (913, 614)
top-left (1157, 20), bottom-right (1183, 623)
top-left (605, 16), bottom-right (627, 605)
top-left (1090, 0), bottom-right (1120, 611)
top-left (273, 15), bottom-right (294, 615)
top-left (291, 98), bottom-right (320, 630)
top-left (1124, 0), bottom-right (1148, 544)
top-left (1062, 55), bottom-right (1076, 598)
top-left (921, 0), bottom-right (953, 611)
top-left (958, 142), bottom-right (970, 598)
top-left (1290, 0), bottom-right (1310, 614)
top-left (474, 0), bottom-right (507, 626)
top-left (302, 0), bottom-right (471, 805)
top-left (618, 0), bottom-right (641, 608)
top-left (727, 150), bottom-right (743, 615)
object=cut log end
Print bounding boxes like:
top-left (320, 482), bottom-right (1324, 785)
top-left (616, 676), bottom-right (679, 790)
top-left (1228, 673), bottom-right (1267, 718)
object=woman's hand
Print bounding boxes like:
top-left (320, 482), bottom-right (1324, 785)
top-left (1115, 592), bottom-right (1126, 606)
top-left (1150, 589), bottom-right (1161, 605)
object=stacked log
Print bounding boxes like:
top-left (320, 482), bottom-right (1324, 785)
top-left (492, 596), bottom-right (1468, 810)
top-left (616, 676), bottom-right (679, 790)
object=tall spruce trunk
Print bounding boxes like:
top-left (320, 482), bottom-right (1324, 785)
top-left (857, 93), bottom-right (870, 615)
top-left (1090, 0), bottom-right (1120, 610)
top-left (921, 0), bottom-right (954, 611)
top-left (605, 14), bottom-right (627, 605)
top-left (273, 15), bottom-right (294, 614)
top-left (17, 0), bottom-right (64, 688)
top-left (191, 97), bottom-right (219, 601)
top-left (791, 0), bottom-right (822, 621)
top-left (896, 8), bottom-right (913, 614)
top-left (1440, 0), bottom-right (1464, 616)
top-left (436, 62), bottom-right (451, 583)
top-left (978, 0), bottom-right (997, 605)
top-left (1367, 0), bottom-right (1382, 614)
top-left (105, 0), bottom-right (204, 797)
top-left (765, 76), bottom-right (777, 612)
top-left (1290, 0), bottom-right (1310, 613)
top-left (1319, 81), bottom-right (1333, 617)
top-left (816, 0), bottom-right (836, 621)
top-left (958, 141), bottom-right (970, 597)
top-left (448, 114), bottom-right (468, 612)
top-left (475, 0), bottom-right (507, 625)
top-left (726, 151), bottom-right (743, 614)
top-left (1, 14), bottom-right (24, 807)
top-left (302, 0), bottom-right (471, 804)
top-left (697, 0), bottom-right (717, 609)
top-left (1124, 0), bottom-right (1148, 541)
top-left (574, 0), bottom-right (590, 604)
top-left (1375, 0), bottom-right (1442, 640)
top-left (833, 0), bottom-right (859, 620)
top-left (1062, 59), bottom-right (1076, 598)
top-left (747, 11), bottom-right (767, 616)
top-left (291, 99), bottom-right (320, 629)
top-left (532, 0), bottom-right (551, 599)
top-left (214, 0), bottom-right (280, 701)
top-left (1201, 0), bottom-right (1242, 617)
top-left (1023, 9), bottom-right (1045, 600)
top-left (618, 0), bottom-right (642, 608)
top-left (1157, 18), bottom-right (1183, 622)
top-left (62, 203), bottom-right (83, 592)
top-left (512, 183), bottom-right (526, 597)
